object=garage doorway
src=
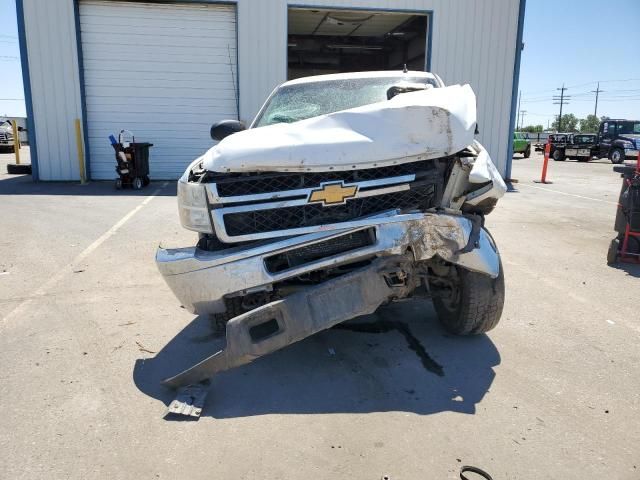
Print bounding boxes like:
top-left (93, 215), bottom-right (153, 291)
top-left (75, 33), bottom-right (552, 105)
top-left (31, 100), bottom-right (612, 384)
top-left (79, 1), bottom-right (238, 180)
top-left (287, 8), bottom-right (430, 79)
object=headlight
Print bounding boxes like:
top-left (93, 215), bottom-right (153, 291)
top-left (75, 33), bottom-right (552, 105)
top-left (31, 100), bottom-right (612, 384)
top-left (622, 141), bottom-right (635, 149)
top-left (177, 179), bottom-right (212, 233)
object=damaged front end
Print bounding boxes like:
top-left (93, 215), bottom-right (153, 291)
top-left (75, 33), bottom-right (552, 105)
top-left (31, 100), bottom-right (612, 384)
top-left (158, 212), bottom-right (499, 389)
top-left (156, 76), bottom-right (506, 417)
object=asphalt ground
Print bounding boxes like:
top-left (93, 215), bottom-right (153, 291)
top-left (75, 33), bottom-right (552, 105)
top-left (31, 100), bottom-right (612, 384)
top-left (0, 148), bottom-right (638, 479)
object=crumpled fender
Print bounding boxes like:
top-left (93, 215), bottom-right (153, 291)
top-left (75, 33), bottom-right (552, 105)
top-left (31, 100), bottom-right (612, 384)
top-left (463, 141), bottom-right (507, 207)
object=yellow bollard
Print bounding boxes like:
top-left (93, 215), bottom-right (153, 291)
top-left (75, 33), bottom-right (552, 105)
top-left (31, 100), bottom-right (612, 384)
top-left (11, 120), bottom-right (20, 165)
top-left (75, 118), bottom-right (87, 184)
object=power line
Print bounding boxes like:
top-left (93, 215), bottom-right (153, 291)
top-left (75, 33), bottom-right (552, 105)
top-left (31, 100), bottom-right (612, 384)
top-left (523, 87), bottom-right (640, 102)
top-left (522, 78), bottom-right (640, 98)
top-left (565, 77), bottom-right (640, 89)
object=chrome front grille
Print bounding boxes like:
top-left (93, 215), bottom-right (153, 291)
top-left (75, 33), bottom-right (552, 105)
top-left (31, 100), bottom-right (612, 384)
top-left (223, 184), bottom-right (436, 237)
top-left (207, 159), bottom-right (447, 242)
top-left (214, 160), bottom-right (443, 198)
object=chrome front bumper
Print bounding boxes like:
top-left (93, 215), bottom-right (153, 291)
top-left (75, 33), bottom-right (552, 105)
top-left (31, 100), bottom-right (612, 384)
top-left (156, 212), bottom-right (500, 315)
top-left (625, 149), bottom-right (640, 158)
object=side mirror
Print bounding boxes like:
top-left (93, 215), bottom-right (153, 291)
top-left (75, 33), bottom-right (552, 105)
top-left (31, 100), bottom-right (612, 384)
top-left (210, 119), bottom-right (245, 141)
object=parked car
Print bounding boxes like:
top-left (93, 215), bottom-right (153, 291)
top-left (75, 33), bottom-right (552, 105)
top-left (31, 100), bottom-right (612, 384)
top-left (596, 119), bottom-right (640, 164)
top-left (513, 132), bottom-right (531, 158)
top-left (156, 71), bottom-right (507, 403)
top-left (0, 120), bottom-right (15, 152)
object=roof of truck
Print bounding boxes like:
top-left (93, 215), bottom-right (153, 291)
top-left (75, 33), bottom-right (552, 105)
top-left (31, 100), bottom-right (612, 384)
top-left (283, 70), bottom-right (440, 87)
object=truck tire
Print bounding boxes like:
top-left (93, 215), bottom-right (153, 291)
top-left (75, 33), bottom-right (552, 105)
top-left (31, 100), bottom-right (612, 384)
top-left (552, 148), bottom-right (565, 161)
top-left (6, 163), bottom-right (31, 175)
top-left (524, 145), bottom-right (531, 158)
top-left (432, 260), bottom-right (505, 335)
top-left (610, 148), bottom-right (625, 164)
top-left (607, 238), bottom-right (619, 265)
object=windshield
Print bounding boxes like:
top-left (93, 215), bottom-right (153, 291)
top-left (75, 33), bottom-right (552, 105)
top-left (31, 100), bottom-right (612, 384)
top-left (253, 76), bottom-right (438, 128)
top-left (617, 121), bottom-right (640, 135)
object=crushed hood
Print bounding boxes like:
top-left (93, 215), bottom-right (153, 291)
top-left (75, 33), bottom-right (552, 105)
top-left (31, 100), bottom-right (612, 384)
top-left (202, 84), bottom-right (477, 173)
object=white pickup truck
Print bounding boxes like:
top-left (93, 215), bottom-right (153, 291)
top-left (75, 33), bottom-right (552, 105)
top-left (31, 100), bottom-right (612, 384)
top-left (156, 71), bottom-right (506, 406)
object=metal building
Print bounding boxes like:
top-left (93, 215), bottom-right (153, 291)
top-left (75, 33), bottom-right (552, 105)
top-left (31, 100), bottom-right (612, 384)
top-left (17, 0), bottom-right (525, 181)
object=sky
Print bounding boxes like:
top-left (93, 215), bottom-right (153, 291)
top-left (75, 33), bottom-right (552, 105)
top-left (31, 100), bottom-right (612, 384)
top-left (1, 0), bottom-right (639, 123)
top-left (0, 0), bottom-right (23, 117)
top-left (518, 0), bottom-right (640, 128)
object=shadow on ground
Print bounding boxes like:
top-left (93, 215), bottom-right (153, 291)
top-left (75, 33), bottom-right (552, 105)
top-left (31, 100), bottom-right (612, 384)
top-left (609, 261), bottom-right (640, 278)
top-left (133, 300), bottom-right (500, 419)
top-left (0, 174), bottom-right (176, 196)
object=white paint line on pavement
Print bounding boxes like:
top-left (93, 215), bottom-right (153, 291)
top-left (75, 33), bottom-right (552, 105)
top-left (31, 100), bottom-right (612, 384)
top-left (518, 183), bottom-right (618, 205)
top-left (1, 182), bottom-right (169, 327)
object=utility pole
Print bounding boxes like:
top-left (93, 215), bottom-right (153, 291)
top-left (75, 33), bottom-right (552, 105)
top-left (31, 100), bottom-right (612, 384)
top-left (591, 82), bottom-right (603, 117)
top-left (552, 84), bottom-right (570, 131)
top-left (519, 110), bottom-right (527, 130)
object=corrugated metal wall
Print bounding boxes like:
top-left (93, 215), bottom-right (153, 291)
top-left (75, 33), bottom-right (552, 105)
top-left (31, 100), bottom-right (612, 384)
top-left (21, 0), bottom-right (84, 181)
top-left (237, 0), bottom-right (521, 176)
top-left (21, 0), bottom-right (520, 180)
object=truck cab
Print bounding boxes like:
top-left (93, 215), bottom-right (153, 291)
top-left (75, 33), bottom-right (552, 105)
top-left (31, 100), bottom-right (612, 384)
top-left (597, 119), bottom-right (640, 164)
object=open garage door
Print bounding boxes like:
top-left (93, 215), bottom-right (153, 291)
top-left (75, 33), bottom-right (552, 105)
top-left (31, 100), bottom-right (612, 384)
top-left (288, 8), bottom-right (429, 79)
top-left (79, 1), bottom-right (237, 180)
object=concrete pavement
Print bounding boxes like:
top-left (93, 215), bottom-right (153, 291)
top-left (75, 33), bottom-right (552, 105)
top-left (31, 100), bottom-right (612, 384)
top-left (0, 150), bottom-right (638, 479)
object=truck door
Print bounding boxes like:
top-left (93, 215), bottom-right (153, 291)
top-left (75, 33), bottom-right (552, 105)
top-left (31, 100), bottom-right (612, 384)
top-left (599, 121), bottom-right (613, 156)
top-left (513, 132), bottom-right (524, 153)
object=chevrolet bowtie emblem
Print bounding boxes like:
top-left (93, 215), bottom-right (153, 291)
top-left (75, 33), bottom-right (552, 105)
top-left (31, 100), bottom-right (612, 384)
top-left (308, 181), bottom-right (358, 206)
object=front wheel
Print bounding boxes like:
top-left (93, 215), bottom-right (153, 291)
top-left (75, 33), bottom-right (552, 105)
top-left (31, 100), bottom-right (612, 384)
top-left (524, 145), bottom-right (531, 158)
top-left (610, 148), bottom-right (625, 164)
top-left (552, 148), bottom-right (565, 161)
top-left (607, 238), bottom-right (619, 265)
top-left (432, 261), bottom-right (505, 335)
